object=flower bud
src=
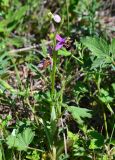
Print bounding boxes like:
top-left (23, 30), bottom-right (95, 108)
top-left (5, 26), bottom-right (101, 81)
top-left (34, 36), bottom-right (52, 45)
top-left (48, 12), bottom-right (53, 19)
top-left (53, 14), bottom-right (61, 23)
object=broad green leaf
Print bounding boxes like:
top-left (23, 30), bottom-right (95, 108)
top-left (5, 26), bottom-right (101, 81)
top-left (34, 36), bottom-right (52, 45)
top-left (81, 37), bottom-right (113, 69)
top-left (88, 130), bottom-right (104, 149)
top-left (81, 37), bottom-right (109, 57)
top-left (91, 57), bottom-right (111, 69)
top-left (6, 135), bottom-right (17, 148)
top-left (67, 106), bottom-right (92, 124)
top-left (6, 128), bottom-right (35, 151)
top-left (58, 48), bottom-right (71, 56)
top-left (16, 128), bottom-right (35, 151)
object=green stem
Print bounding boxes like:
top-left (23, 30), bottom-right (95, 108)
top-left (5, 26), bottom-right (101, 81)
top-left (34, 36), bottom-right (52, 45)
top-left (0, 143), bottom-right (5, 160)
top-left (57, 78), bottom-right (65, 116)
top-left (97, 72), bottom-right (101, 92)
top-left (66, 0), bottom-right (69, 33)
top-left (51, 33), bottom-right (57, 100)
top-left (43, 120), bottom-right (52, 150)
top-left (58, 60), bottom-right (68, 115)
top-left (71, 55), bottom-right (84, 64)
top-left (109, 122), bottom-right (115, 143)
top-left (103, 111), bottom-right (108, 139)
top-left (51, 51), bottom-right (57, 99)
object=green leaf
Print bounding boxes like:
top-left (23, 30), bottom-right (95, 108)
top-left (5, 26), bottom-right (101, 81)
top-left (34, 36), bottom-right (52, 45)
top-left (68, 131), bottom-right (78, 142)
top-left (110, 139), bottom-right (115, 145)
top-left (51, 106), bottom-right (56, 121)
top-left (1, 0), bottom-right (9, 7)
top-left (81, 37), bottom-right (109, 57)
top-left (67, 106), bottom-right (92, 124)
top-left (88, 130), bottom-right (104, 149)
top-left (81, 37), bottom-right (112, 69)
top-left (110, 38), bottom-right (115, 54)
top-left (26, 151), bottom-right (40, 160)
top-left (6, 128), bottom-right (35, 151)
top-left (41, 40), bottom-right (48, 57)
top-left (0, 149), bottom-right (2, 160)
top-left (16, 128), bottom-right (35, 151)
top-left (98, 88), bottom-right (113, 106)
top-left (58, 48), bottom-right (71, 56)
top-left (91, 57), bottom-right (111, 69)
top-left (6, 134), bottom-right (17, 148)
top-left (74, 82), bottom-right (88, 93)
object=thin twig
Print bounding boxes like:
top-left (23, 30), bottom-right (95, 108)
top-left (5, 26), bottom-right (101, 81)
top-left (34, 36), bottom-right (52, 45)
top-left (9, 41), bottom-right (52, 54)
top-left (9, 44), bottom-right (39, 54)
top-left (28, 146), bottom-right (44, 152)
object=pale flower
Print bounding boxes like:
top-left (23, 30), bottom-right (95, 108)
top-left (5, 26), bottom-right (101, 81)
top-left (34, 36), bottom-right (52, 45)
top-left (53, 14), bottom-right (61, 23)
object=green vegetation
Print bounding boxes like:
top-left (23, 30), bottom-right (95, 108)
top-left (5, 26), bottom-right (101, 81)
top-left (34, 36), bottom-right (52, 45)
top-left (0, 0), bottom-right (114, 159)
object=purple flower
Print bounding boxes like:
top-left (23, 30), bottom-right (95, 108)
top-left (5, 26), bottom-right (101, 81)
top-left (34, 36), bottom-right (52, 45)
top-left (55, 34), bottom-right (66, 51)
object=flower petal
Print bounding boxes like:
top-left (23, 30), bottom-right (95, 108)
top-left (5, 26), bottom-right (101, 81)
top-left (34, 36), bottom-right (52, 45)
top-left (56, 34), bottom-right (63, 42)
top-left (55, 42), bottom-right (63, 51)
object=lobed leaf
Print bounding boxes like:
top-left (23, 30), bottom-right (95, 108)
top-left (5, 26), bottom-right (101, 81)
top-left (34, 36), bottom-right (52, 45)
top-left (81, 36), bottom-right (109, 57)
top-left (6, 128), bottom-right (35, 151)
top-left (67, 106), bottom-right (92, 124)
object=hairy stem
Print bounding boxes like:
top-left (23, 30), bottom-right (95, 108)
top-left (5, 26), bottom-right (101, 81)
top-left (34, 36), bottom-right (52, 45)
top-left (51, 33), bottom-right (57, 100)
